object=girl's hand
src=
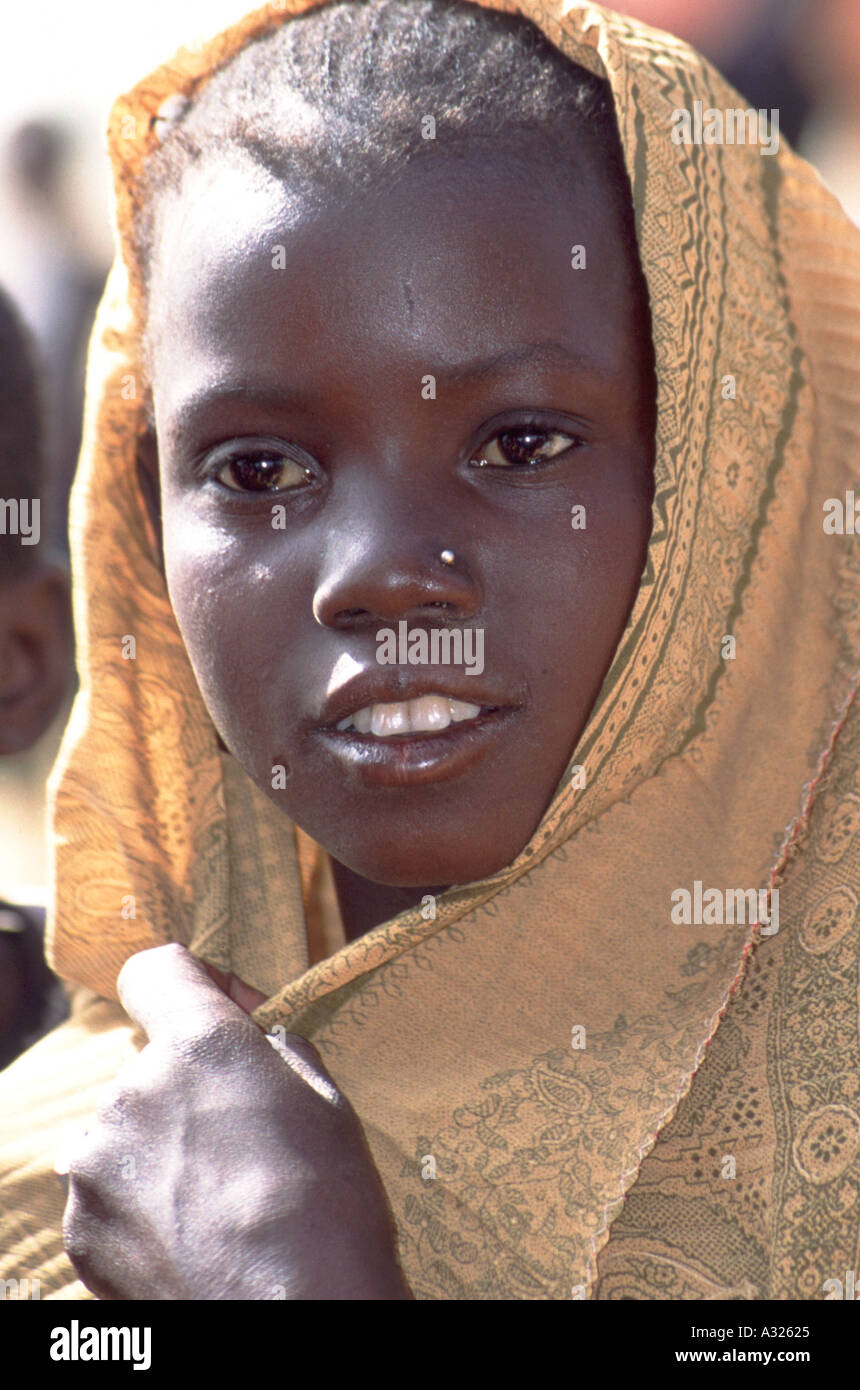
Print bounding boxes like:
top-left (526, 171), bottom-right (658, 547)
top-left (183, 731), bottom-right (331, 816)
top-left (59, 943), bottom-right (411, 1300)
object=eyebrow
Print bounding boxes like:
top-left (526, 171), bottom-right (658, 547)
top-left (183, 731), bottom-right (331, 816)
top-left (166, 340), bottom-right (601, 441)
top-left (438, 341), bottom-right (603, 383)
top-left (165, 383), bottom-right (305, 444)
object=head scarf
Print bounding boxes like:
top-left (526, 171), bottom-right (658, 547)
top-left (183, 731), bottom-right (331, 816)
top-left (2, 0), bottom-right (859, 1301)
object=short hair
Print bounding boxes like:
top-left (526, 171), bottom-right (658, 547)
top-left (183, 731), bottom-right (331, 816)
top-left (0, 286), bottom-right (45, 578)
top-left (136, 0), bottom-right (645, 302)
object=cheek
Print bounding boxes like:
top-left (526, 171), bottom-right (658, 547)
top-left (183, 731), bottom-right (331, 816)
top-left (160, 505), bottom-right (284, 747)
top-left (516, 470), bottom-right (651, 726)
top-left (512, 462), bottom-right (651, 613)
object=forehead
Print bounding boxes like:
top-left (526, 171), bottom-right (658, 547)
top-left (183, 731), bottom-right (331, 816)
top-left (147, 141), bottom-right (642, 413)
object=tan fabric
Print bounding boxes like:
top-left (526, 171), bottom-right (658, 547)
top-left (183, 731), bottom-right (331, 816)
top-left (2, 0), bottom-right (860, 1300)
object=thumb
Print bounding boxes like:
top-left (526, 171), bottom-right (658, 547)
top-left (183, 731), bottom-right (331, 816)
top-left (117, 942), bottom-right (252, 1044)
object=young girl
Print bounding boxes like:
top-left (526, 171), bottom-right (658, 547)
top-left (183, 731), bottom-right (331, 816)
top-left (1, 0), bottom-right (859, 1301)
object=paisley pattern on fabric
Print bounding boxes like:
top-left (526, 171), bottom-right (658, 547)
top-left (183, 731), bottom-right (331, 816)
top-left (595, 687), bottom-right (860, 1299)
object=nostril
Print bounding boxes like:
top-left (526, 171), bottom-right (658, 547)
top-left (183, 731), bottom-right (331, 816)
top-left (333, 608), bottom-right (371, 626)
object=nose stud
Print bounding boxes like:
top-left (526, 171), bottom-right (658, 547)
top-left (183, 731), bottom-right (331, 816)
top-left (440, 549), bottom-right (455, 566)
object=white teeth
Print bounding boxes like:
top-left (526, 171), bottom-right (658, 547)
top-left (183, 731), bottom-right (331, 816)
top-left (370, 703), bottom-right (410, 737)
top-left (448, 698), bottom-right (481, 722)
top-left (353, 706), bottom-right (372, 734)
top-left (335, 694), bottom-right (483, 736)
top-left (410, 695), bottom-right (455, 732)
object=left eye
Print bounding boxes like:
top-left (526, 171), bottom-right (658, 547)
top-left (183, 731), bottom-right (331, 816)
top-left (471, 426), bottom-right (581, 469)
top-left (206, 442), bottom-right (312, 493)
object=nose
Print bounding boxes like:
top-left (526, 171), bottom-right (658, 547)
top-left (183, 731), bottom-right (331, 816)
top-left (312, 490), bottom-right (482, 631)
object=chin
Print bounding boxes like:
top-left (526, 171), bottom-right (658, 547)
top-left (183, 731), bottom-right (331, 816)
top-left (337, 834), bottom-right (524, 890)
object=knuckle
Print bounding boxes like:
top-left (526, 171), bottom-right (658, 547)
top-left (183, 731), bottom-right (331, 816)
top-left (172, 1013), bottom-right (254, 1068)
top-left (95, 1078), bottom-right (142, 1127)
top-left (62, 1193), bottom-right (99, 1266)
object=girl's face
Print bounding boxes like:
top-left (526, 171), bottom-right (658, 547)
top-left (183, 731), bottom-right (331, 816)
top-left (146, 138), bottom-right (655, 888)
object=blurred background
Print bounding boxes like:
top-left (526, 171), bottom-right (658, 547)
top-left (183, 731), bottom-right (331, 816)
top-left (0, 0), bottom-right (859, 909)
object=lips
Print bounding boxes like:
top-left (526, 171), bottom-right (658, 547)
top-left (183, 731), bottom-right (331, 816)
top-left (310, 668), bottom-right (523, 788)
top-left (315, 670), bottom-right (519, 735)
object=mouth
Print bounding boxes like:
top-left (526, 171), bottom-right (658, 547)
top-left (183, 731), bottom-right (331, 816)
top-left (314, 687), bottom-right (521, 788)
top-left (333, 693), bottom-right (495, 736)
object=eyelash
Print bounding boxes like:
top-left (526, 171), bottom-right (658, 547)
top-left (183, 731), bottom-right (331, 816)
top-left (199, 416), bottom-right (587, 497)
top-left (471, 416), bottom-right (586, 471)
top-left (199, 438), bottom-right (315, 496)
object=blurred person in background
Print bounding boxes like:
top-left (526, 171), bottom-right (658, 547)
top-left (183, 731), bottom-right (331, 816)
top-left (0, 120), bottom-right (106, 519)
top-left (0, 118), bottom-right (104, 962)
top-left (619, 0), bottom-right (858, 222)
top-left (0, 285), bottom-right (72, 1069)
top-left (791, 0), bottom-right (860, 227)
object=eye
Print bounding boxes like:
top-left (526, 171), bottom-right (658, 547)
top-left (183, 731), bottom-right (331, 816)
top-left (470, 422), bottom-right (584, 470)
top-left (204, 438), bottom-right (314, 493)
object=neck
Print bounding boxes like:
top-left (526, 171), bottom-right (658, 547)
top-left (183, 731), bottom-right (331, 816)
top-left (330, 859), bottom-right (450, 942)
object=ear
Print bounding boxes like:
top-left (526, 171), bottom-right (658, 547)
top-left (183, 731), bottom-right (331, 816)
top-left (136, 427), bottom-right (165, 576)
top-left (0, 562), bottom-right (72, 756)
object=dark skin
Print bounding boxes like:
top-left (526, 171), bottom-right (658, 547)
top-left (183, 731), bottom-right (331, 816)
top-left (143, 141), bottom-right (654, 939)
top-left (0, 560), bottom-right (70, 758)
top-left (63, 136), bottom-right (656, 1297)
top-left (0, 558), bottom-right (70, 1047)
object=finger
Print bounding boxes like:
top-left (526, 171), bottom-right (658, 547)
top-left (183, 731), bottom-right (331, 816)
top-left (201, 961), bottom-right (232, 995)
top-left (203, 961), bottom-right (268, 1014)
top-left (55, 1122), bottom-right (90, 1178)
top-left (63, 1190), bottom-right (121, 1302)
top-left (117, 942), bottom-right (250, 1045)
top-left (227, 975), bottom-right (268, 1014)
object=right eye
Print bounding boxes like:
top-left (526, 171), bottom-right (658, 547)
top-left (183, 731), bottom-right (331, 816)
top-left (205, 439), bottom-right (314, 493)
